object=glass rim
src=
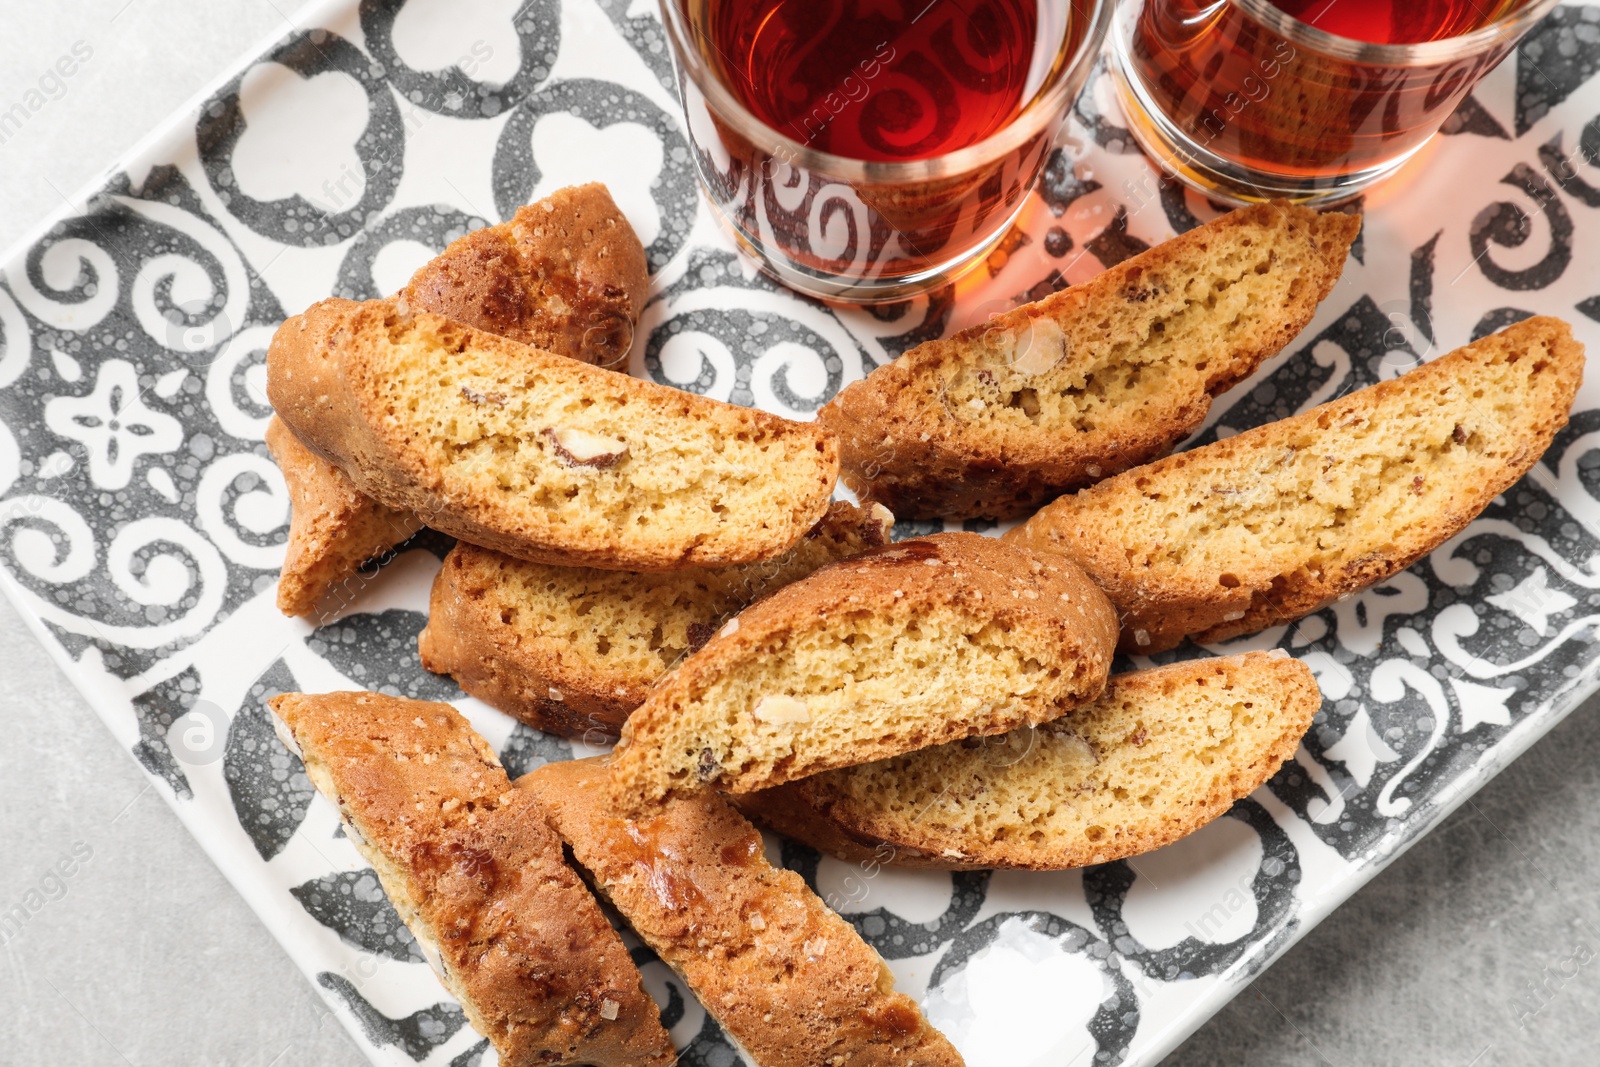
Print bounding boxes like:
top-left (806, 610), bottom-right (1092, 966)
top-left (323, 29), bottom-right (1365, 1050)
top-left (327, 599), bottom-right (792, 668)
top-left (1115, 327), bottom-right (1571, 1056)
top-left (658, 0), bottom-right (1113, 182)
top-left (1228, 0), bottom-right (1563, 64)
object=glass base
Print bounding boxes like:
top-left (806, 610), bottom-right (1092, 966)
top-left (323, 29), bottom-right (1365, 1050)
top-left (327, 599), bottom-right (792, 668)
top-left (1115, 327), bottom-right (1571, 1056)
top-left (702, 190), bottom-right (1031, 305)
top-left (1109, 46), bottom-right (1422, 209)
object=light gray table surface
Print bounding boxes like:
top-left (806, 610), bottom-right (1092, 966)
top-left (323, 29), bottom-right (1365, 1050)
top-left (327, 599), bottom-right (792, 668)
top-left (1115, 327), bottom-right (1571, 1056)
top-left (1, 4), bottom-right (1597, 1065)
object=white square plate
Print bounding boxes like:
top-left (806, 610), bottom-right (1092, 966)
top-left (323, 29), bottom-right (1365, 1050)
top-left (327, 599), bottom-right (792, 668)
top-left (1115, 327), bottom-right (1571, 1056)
top-left (3, 1), bottom-right (1599, 1063)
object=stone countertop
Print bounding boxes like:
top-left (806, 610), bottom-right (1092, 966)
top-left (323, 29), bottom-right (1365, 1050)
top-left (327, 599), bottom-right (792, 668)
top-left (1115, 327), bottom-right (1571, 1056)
top-left (0, 3), bottom-right (1596, 1066)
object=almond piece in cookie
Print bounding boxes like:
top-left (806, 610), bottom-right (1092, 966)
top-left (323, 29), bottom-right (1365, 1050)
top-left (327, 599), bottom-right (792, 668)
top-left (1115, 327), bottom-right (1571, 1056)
top-left (608, 531), bottom-right (1118, 804)
top-left (546, 426), bottom-right (629, 468)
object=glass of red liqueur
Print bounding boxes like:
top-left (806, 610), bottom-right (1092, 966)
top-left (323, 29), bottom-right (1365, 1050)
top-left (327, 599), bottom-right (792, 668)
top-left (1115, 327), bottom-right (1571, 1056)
top-left (1111, 0), bottom-right (1562, 206)
top-left (661, 0), bottom-right (1110, 302)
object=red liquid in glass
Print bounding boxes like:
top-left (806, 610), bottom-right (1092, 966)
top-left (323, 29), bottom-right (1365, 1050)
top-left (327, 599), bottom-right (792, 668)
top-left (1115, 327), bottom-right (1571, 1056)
top-left (707, 0), bottom-right (1042, 162)
top-left (1127, 0), bottom-right (1529, 181)
top-left (1269, 0), bottom-right (1517, 45)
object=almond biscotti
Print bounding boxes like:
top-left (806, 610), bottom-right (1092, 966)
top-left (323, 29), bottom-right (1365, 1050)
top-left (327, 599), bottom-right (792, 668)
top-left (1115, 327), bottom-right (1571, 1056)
top-left (267, 692), bottom-right (674, 1067)
top-left (740, 652), bottom-right (1319, 871)
top-left (821, 202), bottom-right (1359, 520)
top-left (608, 532), bottom-right (1118, 804)
top-left (401, 182), bottom-right (648, 369)
top-left (267, 299), bottom-right (839, 571)
top-left (419, 501), bottom-right (893, 740)
top-left (271, 183), bottom-right (650, 617)
top-left (519, 757), bottom-right (964, 1067)
top-left (1008, 316), bottom-right (1584, 654)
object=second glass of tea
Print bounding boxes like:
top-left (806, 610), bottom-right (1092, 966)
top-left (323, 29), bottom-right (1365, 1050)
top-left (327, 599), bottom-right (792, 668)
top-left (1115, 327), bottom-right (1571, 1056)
top-left (661, 0), bottom-right (1111, 302)
top-left (1112, 0), bottom-right (1562, 206)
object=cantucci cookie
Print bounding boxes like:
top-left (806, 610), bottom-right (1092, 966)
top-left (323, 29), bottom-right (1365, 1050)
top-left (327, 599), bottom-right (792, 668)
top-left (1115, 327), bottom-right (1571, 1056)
top-left (608, 532), bottom-right (1118, 804)
top-left (271, 183), bottom-right (649, 617)
top-left (820, 202), bottom-right (1359, 520)
top-left (1007, 316), bottom-right (1584, 653)
top-left (519, 756), bottom-right (964, 1067)
top-left (739, 652), bottom-right (1319, 870)
top-left (267, 692), bottom-right (674, 1067)
top-left (267, 299), bottom-right (839, 571)
top-left (418, 501), bottom-right (894, 740)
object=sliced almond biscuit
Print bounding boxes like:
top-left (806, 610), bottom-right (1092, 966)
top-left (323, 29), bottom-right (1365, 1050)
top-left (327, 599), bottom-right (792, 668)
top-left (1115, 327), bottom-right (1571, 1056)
top-left (519, 756), bottom-right (964, 1067)
top-left (272, 183), bottom-right (649, 617)
top-left (267, 692), bottom-right (674, 1067)
top-left (608, 531), bottom-right (1118, 805)
top-left (739, 652), bottom-right (1319, 870)
top-left (1007, 316), bottom-right (1584, 654)
top-left (821, 202), bottom-right (1360, 520)
top-left (267, 299), bottom-right (839, 571)
top-left (419, 501), bottom-right (894, 740)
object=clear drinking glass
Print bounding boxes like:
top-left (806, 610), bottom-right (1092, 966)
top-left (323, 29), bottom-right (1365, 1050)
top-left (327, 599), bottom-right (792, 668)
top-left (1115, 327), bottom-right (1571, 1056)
top-left (1110, 0), bottom-right (1562, 207)
top-left (660, 0), bottom-right (1111, 303)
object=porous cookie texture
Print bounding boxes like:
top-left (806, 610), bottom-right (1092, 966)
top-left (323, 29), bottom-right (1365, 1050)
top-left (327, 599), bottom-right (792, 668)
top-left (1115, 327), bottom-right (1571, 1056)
top-left (401, 183), bottom-right (649, 369)
top-left (266, 416), bottom-right (425, 618)
top-left (740, 652), bottom-right (1320, 870)
top-left (821, 202), bottom-right (1360, 520)
top-left (518, 757), bottom-right (965, 1067)
top-left (1007, 316), bottom-right (1584, 653)
top-left (418, 502), bottom-right (894, 740)
top-left (608, 531), bottom-right (1119, 804)
top-left (267, 692), bottom-right (674, 1067)
top-left (266, 299), bottom-right (839, 571)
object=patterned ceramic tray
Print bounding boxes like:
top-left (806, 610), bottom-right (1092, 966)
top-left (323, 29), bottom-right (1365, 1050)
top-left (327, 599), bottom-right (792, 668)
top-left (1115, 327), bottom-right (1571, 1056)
top-left (4, 1), bottom-right (1600, 1064)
